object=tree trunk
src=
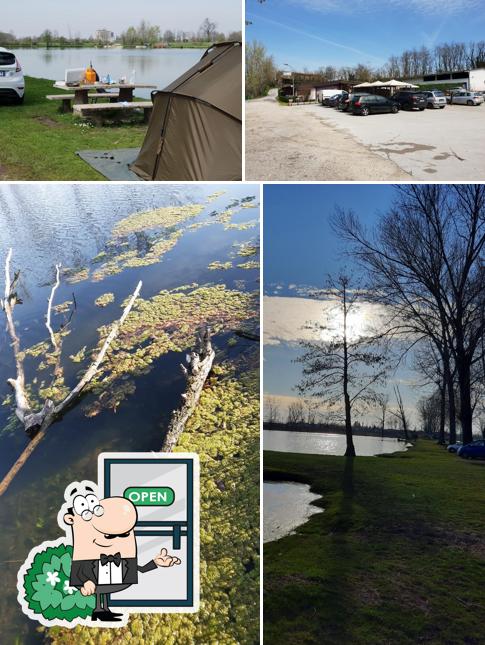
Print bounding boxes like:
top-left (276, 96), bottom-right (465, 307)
top-left (161, 328), bottom-right (215, 452)
top-left (442, 347), bottom-right (456, 444)
top-left (344, 392), bottom-right (355, 457)
top-left (438, 381), bottom-right (446, 445)
top-left (456, 359), bottom-right (473, 444)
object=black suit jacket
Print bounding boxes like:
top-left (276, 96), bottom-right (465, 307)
top-left (70, 556), bottom-right (157, 587)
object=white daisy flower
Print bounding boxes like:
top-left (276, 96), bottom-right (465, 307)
top-left (45, 571), bottom-right (60, 587)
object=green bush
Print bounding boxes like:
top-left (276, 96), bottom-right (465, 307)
top-left (21, 542), bottom-right (96, 622)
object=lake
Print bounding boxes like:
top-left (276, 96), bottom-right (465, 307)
top-left (0, 183), bottom-right (259, 642)
top-left (12, 47), bottom-right (205, 99)
top-left (264, 430), bottom-right (409, 456)
top-left (263, 481), bottom-right (323, 543)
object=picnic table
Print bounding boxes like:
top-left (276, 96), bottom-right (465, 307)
top-left (52, 81), bottom-right (157, 105)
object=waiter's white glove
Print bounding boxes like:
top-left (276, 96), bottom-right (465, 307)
top-left (154, 547), bottom-right (181, 567)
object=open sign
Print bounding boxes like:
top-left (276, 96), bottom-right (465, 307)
top-left (124, 487), bottom-right (175, 506)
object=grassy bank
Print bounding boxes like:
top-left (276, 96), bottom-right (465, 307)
top-left (0, 76), bottom-right (145, 180)
top-left (264, 441), bottom-right (485, 645)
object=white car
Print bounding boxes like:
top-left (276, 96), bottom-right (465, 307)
top-left (421, 90), bottom-right (447, 109)
top-left (449, 91), bottom-right (483, 106)
top-left (0, 47), bottom-right (24, 104)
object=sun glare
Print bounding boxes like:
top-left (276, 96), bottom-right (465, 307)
top-left (322, 306), bottom-right (369, 342)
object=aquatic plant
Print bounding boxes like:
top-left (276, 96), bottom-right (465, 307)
top-left (112, 204), bottom-right (204, 237)
top-left (208, 261), bottom-right (232, 271)
top-left (53, 301), bottom-right (72, 314)
top-left (94, 293), bottom-right (115, 308)
top-left (237, 260), bottom-right (260, 270)
top-left (206, 190), bottom-right (226, 202)
top-left (84, 285), bottom-right (257, 416)
top-left (48, 367), bottom-right (260, 644)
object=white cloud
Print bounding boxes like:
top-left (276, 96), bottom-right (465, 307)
top-left (263, 295), bottom-right (387, 346)
top-left (285, 0), bottom-right (481, 15)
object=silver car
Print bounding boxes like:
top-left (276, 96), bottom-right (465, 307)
top-left (450, 91), bottom-right (484, 106)
top-left (421, 90), bottom-right (446, 109)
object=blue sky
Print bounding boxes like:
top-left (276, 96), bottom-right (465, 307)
top-left (247, 0), bottom-right (485, 70)
top-left (4, 0), bottom-right (241, 38)
top-left (263, 184), bottom-right (423, 426)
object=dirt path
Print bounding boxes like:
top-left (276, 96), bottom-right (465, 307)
top-left (245, 93), bottom-right (410, 181)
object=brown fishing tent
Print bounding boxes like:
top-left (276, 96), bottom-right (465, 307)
top-left (130, 41), bottom-right (241, 181)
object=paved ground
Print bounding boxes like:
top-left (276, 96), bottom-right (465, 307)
top-left (246, 92), bottom-right (485, 181)
top-left (245, 93), bottom-right (409, 181)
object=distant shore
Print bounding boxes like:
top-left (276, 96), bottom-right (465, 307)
top-left (263, 422), bottom-right (414, 440)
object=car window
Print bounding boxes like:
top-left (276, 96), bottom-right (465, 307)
top-left (434, 91), bottom-right (445, 96)
top-left (0, 52), bottom-right (16, 66)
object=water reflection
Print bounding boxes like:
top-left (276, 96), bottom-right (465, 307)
top-left (263, 481), bottom-right (323, 543)
top-left (264, 430), bottom-right (409, 456)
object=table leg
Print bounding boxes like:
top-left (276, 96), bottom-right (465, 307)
top-left (74, 90), bottom-right (89, 105)
top-left (118, 87), bottom-right (133, 102)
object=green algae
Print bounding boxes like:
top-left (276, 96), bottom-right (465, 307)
top-left (69, 346), bottom-right (87, 363)
top-left (48, 366), bottom-right (260, 645)
top-left (65, 267), bottom-right (89, 284)
top-left (112, 204), bottom-right (204, 237)
top-left (237, 260), bottom-right (260, 270)
top-left (208, 261), bottom-right (233, 271)
top-left (53, 301), bottom-right (72, 314)
top-left (207, 190), bottom-right (226, 202)
top-left (94, 293), bottom-right (115, 308)
top-left (83, 285), bottom-right (257, 416)
top-left (235, 242), bottom-right (259, 258)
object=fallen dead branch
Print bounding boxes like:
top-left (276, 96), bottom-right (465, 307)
top-left (0, 248), bottom-right (142, 497)
top-left (161, 327), bottom-right (215, 452)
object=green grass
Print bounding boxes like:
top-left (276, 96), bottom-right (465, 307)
top-left (264, 440), bottom-right (485, 645)
top-left (0, 76), bottom-right (146, 180)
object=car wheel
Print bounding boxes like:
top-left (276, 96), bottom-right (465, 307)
top-left (361, 106), bottom-right (369, 116)
top-left (14, 94), bottom-right (24, 105)
top-left (419, 107), bottom-right (425, 111)
top-left (391, 105), bottom-right (398, 114)
top-left (467, 100), bottom-right (473, 106)
top-left (440, 106), bottom-right (445, 109)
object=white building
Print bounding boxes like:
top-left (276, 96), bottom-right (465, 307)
top-left (408, 67), bottom-right (485, 92)
top-left (95, 29), bottom-right (115, 43)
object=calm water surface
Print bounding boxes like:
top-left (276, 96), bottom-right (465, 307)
top-left (264, 430), bottom-right (409, 456)
top-left (12, 48), bottom-right (205, 98)
top-left (263, 481), bottom-right (323, 543)
top-left (0, 183), bottom-right (259, 642)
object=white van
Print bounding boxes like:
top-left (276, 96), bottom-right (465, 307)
top-left (0, 47), bottom-right (25, 104)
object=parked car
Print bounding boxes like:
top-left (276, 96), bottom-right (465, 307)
top-left (0, 47), bottom-right (24, 104)
top-left (322, 93), bottom-right (341, 107)
top-left (449, 91), bottom-right (484, 106)
top-left (329, 92), bottom-right (346, 107)
top-left (351, 94), bottom-right (400, 116)
top-left (458, 440), bottom-right (485, 459)
top-left (447, 441), bottom-right (462, 453)
top-left (392, 91), bottom-right (427, 111)
top-left (339, 92), bottom-right (369, 112)
top-left (421, 90), bottom-right (447, 109)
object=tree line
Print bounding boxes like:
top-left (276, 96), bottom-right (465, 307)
top-left (313, 40), bottom-right (485, 82)
top-left (266, 186), bottom-right (485, 457)
top-left (0, 20), bottom-right (241, 49)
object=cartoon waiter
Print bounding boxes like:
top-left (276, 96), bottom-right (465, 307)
top-left (63, 482), bottom-right (181, 623)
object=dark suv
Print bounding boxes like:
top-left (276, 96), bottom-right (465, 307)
top-left (351, 94), bottom-right (399, 116)
top-left (392, 91), bottom-right (427, 111)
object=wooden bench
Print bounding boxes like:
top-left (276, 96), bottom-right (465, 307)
top-left (73, 101), bottom-right (153, 123)
top-left (46, 93), bottom-right (120, 113)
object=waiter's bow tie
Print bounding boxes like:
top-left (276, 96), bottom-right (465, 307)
top-left (100, 553), bottom-right (121, 566)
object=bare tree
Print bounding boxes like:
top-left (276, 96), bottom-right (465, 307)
top-left (389, 386), bottom-right (410, 441)
top-left (334, 185), bottom-right (485, 445)
top-left (199, 18), bottom-right (217, 42)
top-left (287, 399), bottom-right (305, 426)
top-left (297, 274), bottom-right (388, 457)
top-left (378, 393), bottom-right (389, 439)
top-left (264, 395), bottom-right (280, 424)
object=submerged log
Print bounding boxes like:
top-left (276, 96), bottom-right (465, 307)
top-left (0, 248), bottom-right (142, 498)
top-left (161, 328), bottom-right (215, 452)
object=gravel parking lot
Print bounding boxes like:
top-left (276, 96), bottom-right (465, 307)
top-left (306, 102), bottom-right (485, 180)
top-left (246, 93), bottom-right (485, 180)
